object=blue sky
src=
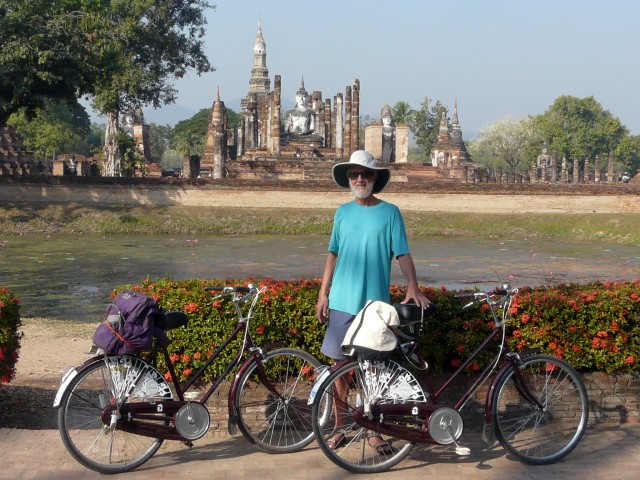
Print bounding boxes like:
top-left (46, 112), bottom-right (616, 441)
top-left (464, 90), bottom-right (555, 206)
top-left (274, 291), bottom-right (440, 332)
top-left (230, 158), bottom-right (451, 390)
top-left (135, 0), bottom-right (639, 137)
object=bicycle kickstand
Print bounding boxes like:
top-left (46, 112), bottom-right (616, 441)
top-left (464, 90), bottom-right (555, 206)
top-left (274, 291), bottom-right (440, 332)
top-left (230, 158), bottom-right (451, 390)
top-left (445, 424), bottom-right (471, 456)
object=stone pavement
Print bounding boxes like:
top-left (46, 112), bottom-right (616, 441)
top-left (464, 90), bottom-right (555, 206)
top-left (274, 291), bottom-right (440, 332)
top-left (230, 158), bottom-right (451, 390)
top-left (1, 423), bottom-right (639, 480)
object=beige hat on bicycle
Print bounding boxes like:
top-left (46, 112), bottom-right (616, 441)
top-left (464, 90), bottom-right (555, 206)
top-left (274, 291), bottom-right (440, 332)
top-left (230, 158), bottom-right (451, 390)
top-left (332, 150), bottom-right (391, 194)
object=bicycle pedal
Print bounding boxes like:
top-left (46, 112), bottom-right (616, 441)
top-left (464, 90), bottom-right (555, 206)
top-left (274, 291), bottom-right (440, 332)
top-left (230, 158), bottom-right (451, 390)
top-left (455, 446), bottom-right (471, 456)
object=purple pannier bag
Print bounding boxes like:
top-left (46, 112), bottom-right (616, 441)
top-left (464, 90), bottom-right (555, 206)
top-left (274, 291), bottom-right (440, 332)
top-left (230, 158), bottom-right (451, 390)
top-left (93, 290), bottom-right (168, 355)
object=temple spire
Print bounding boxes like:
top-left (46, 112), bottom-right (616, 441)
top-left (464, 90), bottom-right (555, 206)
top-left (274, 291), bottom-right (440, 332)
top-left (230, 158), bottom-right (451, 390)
top-left (249, 16), bottom-right (270, 94)
top-left (452, 98), bottom-right (460, 126)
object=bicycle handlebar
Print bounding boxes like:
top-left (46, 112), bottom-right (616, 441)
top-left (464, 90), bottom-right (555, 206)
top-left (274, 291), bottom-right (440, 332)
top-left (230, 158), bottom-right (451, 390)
top-left (205, 285), bottom-right (254, 294)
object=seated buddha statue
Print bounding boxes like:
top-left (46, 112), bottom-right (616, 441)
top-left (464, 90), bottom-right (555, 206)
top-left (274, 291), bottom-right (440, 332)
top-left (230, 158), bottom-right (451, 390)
top-left (284, 81), bottom-right (316, 136)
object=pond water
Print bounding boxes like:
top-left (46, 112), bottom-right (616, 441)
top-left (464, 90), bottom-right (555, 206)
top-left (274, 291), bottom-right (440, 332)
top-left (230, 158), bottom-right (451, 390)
top-left (1, 234), bottom-right (638, 321)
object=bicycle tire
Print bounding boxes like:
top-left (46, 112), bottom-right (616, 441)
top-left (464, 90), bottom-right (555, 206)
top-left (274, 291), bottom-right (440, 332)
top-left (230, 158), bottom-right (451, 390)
top-left (311, 360), bottom-right (416, 474)
top-left (57, 355), bottom-right (172, 474)
top-left (234, 347), bottom-right (322, 453)
top-left (492, 353), bottom-right (588, 465)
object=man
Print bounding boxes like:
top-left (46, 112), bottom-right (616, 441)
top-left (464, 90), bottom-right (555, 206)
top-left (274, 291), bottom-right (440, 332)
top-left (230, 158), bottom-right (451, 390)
top-left (315, 149), bottom-right (430, 451)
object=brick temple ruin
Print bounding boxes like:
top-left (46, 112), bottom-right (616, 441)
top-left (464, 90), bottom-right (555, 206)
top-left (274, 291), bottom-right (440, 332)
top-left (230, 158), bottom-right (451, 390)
top-left (196, 18), bottom-right (362, 180)
top-left (1, 17), bottom-right (634, 186)
top-left (193, 19), bottom-right (486, 184)
top-left (0, 126), bottom-right (38, 176)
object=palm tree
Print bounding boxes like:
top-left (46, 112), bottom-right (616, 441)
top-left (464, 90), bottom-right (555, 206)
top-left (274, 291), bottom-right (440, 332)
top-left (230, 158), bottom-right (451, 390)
top-left (392, 101), bottom-right (414, 125)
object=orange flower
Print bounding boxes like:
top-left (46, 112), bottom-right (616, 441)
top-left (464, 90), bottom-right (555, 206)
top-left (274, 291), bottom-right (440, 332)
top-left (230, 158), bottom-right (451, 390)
top-left (183, 302), bottom-right (198, 313)
top-left (256, 324), bottom-right (266, 335)
top-left (624, 356), bottom-right (635, 365)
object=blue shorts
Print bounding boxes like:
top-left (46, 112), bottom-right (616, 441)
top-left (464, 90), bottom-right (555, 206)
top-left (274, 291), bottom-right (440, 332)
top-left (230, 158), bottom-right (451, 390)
top-left (320, 310), bottom-right (356, 360)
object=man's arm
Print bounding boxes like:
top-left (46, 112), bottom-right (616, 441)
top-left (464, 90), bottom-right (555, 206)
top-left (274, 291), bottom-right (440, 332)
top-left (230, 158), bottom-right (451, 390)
top-left (316, 252), bottom-right (337, 323)
top-left (397, 253), bottom-right (430, 308)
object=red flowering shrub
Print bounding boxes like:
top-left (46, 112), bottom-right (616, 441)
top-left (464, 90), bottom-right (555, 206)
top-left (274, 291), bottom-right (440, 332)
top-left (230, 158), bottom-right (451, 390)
top-left (507, 281), bottom-right (640, 372)
top-left (0, 287), bottom-right (21, 385)
top-left (113, 278), bottom-right (640, 382)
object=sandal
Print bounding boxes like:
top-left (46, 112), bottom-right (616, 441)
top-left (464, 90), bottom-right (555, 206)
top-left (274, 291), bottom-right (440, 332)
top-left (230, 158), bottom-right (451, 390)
top-left (366, 431), bottom-right (393, 455)
top-left (326, 430), bottom-right (347, 450)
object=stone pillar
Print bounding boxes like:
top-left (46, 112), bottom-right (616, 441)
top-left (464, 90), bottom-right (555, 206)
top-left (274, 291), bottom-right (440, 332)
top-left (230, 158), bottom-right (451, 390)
top-left (311, 91), bottom-right (325, 146)
top-left (344, 86), bottom-right (351, 159)
top-left (364, 125), bottom-right (382, 158)
top-left (583, 157), bottom-right (590, 184)
top-left (334, 94), bottom-right (343, 159)
top-left (395, 125), bottom-right (409, 162)
top-left (561, 157), bottom-right (568, 183)
top-left (608, 151), bottom-right (615, 183)
top-left (351, 79), bottom-right (360, 153)
top-left (247, 94), bottom-right (258, 150)
top-left (324, 99), bottom-right (332, 149)
top-left (550, 154), bottom-right (558, 183)
top-left (572, 158), bottom-right (580, 184)
top-left (237, 124), bottom-right (244, 158)
top-left (594, 154), bottom-right (601, 183)
top-left (269, 75), bottom-right (281, 156)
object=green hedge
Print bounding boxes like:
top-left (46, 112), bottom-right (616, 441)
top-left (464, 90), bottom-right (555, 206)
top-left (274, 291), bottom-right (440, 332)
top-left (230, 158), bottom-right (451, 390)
top-left (116, 278), bottom-right (640, 383)
top-left (0, 287), bottom-right (21, 385)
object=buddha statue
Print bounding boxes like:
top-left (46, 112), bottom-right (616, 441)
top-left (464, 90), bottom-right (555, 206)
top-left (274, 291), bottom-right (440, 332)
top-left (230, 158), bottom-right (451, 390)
top-left (284, 81), bottom-right (316, 136)
top-left (380, 104), bottom-right (395, 163)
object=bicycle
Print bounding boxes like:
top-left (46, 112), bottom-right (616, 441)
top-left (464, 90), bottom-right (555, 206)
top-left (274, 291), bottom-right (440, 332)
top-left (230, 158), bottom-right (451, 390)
top-left (54, 283), bottom-right (322, 474)
top-left (310, 284), bottom-right (589, 473)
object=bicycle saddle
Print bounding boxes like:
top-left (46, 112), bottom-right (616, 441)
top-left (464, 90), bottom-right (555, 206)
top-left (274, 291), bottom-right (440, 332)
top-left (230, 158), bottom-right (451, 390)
top-left (156, 311), bottom-right (189, 331)
top-left (393, 302), bottom-right (436, 325)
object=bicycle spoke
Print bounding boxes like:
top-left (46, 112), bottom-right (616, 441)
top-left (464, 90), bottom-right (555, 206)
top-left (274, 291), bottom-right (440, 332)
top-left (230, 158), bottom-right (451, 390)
top-left (493, 355), bottom-right (588, 465)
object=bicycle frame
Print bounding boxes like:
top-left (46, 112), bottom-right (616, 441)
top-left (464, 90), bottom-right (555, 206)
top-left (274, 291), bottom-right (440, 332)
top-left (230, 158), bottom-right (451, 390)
top-left (350, 286), bottom-right (543, 445)
top-left (55, 284), bottom-right (286, 441)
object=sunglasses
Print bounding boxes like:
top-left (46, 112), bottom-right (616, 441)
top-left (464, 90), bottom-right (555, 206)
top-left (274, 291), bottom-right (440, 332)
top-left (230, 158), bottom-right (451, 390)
top-left (347, 170), bottom-right (375, 180)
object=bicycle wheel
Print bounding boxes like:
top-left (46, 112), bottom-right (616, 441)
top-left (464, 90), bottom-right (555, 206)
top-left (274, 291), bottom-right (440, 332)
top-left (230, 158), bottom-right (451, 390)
top-left (234, 347), bottom-right (323, 453)
top-left (492, 354), bottom-right (588, 465)
top-left (312, 360), bottom-right (417, 474)
top-left (57, 355), bottom-right (173, 474)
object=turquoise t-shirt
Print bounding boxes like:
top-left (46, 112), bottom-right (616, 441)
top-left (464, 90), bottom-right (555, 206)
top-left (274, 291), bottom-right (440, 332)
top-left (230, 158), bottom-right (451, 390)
top-left (327, 200), bottom-right (410, 315)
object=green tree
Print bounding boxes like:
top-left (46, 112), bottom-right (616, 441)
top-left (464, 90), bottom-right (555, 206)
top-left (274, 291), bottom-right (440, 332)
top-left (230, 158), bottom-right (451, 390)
top-left (8, 99), bottom-right (91, 160)
top-left (0, 0), bottom-right (215, 175)
top-left (171, 106), bottom-right (240, 152)
top-left (0, 0), bottom-right (107, 125)
top-left (86, 1), bottom-right (214, 176)
top-left (173, 108), bottom-right (210, 147)
top-left (115, 130), bottom-right (143, 177)
top-left (173, 131), bottom-right (204, 158)
top-left (615, 134), bottom-right (640, 176)
top-left (148, 123), bottom-right (174, 163)
top-left (358, 114), bottom-right (377, 149)
top-left (532, 96), bottom-right (628, 169)
top-left (407, 97), bottom-right (447, 160)
top-left (470, 116), bottom-right (539, 174)
top-left (392, 101), bottom-right (413, 125)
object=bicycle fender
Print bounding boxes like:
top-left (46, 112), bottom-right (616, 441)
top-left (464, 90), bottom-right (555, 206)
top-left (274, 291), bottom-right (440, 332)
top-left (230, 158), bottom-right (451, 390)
top-left (226, 341), bottom-right (287, 436)
top-left (53, 355), bottom-right (106, 408)
top-left (307, 365), bottom-right (330, 405)
top-left (483, 349), bottom-right (541, 424)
